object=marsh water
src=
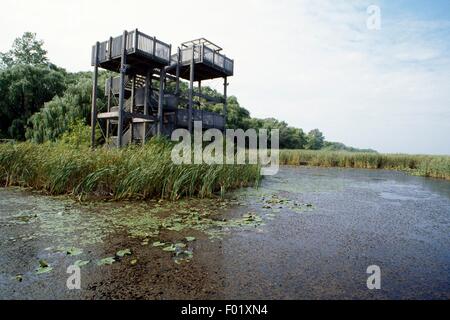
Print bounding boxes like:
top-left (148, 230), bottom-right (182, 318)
top-left (0, 167), bottom-right (449, 299)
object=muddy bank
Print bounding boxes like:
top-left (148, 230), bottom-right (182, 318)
top-left (1, 167), bottom-right (449, 299)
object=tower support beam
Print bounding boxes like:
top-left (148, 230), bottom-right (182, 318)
top-left (106, 76), bottom-right (113, 141)
top-left (158, 68), bottom-right (165, 135)
top-left (117, 30), bottom-right (128, 148)
top-left (223, 76), bottom-right (228, 128)
top-left (188, 48), bottom-right (195, 133)
top-left (90, 42), bottom-right (99, 149)
top-left (143, 70), bottom-right (151, 144)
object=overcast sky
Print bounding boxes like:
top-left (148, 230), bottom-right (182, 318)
top-left (1, 0), bottom-right (449, 154)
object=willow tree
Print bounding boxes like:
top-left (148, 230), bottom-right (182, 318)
top-left (26, 72), bottom-right (108, 143)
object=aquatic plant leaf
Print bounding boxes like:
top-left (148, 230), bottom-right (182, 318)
top-left (152, 241), bottom-right (166, 247)
top-left (66, 247), bottom-right (83, 256)
top-left (97, 257), bottom-right (116, 266)
top-left (175, 243), bottom-right (186, 248)
top-left (74, 260), bottom-right (90, 267)
top-left (167, 224), bottom-right (184, 232)
top-left (185, 236), bottom-right (196, 242)
top-left (116, 249), bottom-right (132, 257)
top-left (36, 264), bottom-right (53, 274)
top-left (162, 244), bottom-right (176, 252)
top-left (39, 259), bottom-right (49, 268)
top-left (130, 259), bottom-right (138, 266)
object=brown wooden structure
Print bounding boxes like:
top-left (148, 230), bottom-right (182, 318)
top-left (91, 30), bottom-right (234, 148)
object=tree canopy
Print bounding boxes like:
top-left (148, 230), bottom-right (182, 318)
top-left (0, 64), bottom-right (66, 139)
top-left (0, 32), bottom-right (49, 69)
top-left (305, 129), bottom-right (325, 150)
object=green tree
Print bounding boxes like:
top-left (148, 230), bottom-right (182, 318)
top-left (0, 32), bottom-right (49, 68)
top-left (0, 64), bottom-right (66, 140)
top-left (26, 72), bottom-right (108, 143)
top-left (280, 127), bottom-right (306, 149)
top-left (305, 129), bottom-right (325, 150)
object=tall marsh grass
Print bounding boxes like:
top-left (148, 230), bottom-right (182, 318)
top-left (0, 138), bottom-right (261, 200)
top-left (280, 150), bottom-right (450, 180)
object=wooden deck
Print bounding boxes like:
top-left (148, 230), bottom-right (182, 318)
top-left (167, 43), bottom-right (234, 81)
top-left (91, 30), bottom-right (171, 74)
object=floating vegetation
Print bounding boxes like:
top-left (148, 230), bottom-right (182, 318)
top-left (260, 195), bottom-right (314, 215)
top-left (116, 249), bottom-right (132, 257)
top-left (64, 247), bottom-right (83, 256)
top-left (162, 244), bottom-right (177, 252)
top-left (11, 213), bottom-right (38, 225)
top-left (97, 257), bottom-right (116, 266)
top-left (74, 260), bottom-right (90, 267)
top-left (1, 182), bottom-right (270, 273)
top-left (36, 260), bottom-right (53, 274)
top-left (130, 259), bottom-right (138, 266)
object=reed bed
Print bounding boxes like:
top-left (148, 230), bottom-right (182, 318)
top-left (279, 150), bottom-right (450, 180)
top-left (0, 139), bottom-right (261, 200)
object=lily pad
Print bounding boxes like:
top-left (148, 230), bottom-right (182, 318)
top-left (116, 249), bottom-right (132, 257)
top-left (175, 243), bottom-right (186, 248)
top-left (74, 260), bottom-right (90, 267)
top-left (97, 257), bottom-right (116, 266)
top-left (185, 236), bottom-right (196, 242)
top-left (162, 244), bottom-right (177, 252)
top-left (130, 259), bottom-right (138, 266)
top-left (152, 241), bottom-right (166, 247)
top-left (39, 259), bottom-right (49, 268)
top-left (66, 247), bottom-right (83, 256)
top-left (167, 224), bottom-right (184, 232)
top-left (36, 261), bottom-right (53, 274)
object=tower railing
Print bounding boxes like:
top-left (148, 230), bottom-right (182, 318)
top-left (91, 30), bottom-right (171, 66)
top-left (174, 44), bottom-right (234, 75)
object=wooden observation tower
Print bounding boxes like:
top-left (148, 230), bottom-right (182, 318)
top-left (90, 30), bottom-right (234, 148)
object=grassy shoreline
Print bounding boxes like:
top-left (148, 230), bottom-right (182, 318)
top-left (0, 139), bottom-right (261, 200)
top-left (280, 150), bottom-right (450, 180)
top-left (1, 142), bottom-right (448, 202)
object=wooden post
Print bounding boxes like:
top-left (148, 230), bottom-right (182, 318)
top-left (117, 31), bottom-right (128, 148)
top-left (130, 74), bottom-right (136, 144)
top-left (198, 80), bottom-right (202, 110)
top-left (106, 76), bottom-right (113, 141)
top-left (108, 37), bottom-right (113, 59)
top-left (134, 28), bottom-right (139, 52)
top-left (188, 47), bottom-right (195, 133)
top-left (90, 42), bottom-right (99, 149)
top-left (175, 47), bottom-right (181, 96)
top-left (143, 69), bottom-right (151, 144)
top-left (158, 68), bottom-right (165, 135)
top-left (223, 77), bottom-right (228, 128)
